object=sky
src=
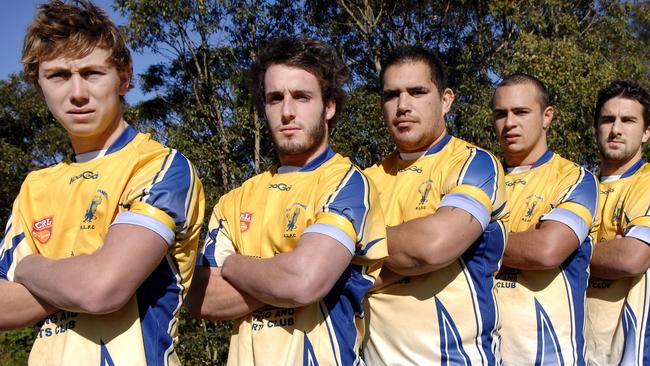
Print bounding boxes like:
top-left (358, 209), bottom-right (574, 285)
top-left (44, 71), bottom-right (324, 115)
top-left (0, 1), bottom-right (163, 103)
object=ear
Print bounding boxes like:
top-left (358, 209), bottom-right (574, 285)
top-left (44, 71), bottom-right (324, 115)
top-left (441, 88), bottom-right (455, 115)
top-left (118, 70), bottom-right (131, 96)
top-left (542, 105), bottom-right (554, 130)
top-left (642, 124), bottom-right (650, 144)
top-left (324, 98), bottom-right (336, 122)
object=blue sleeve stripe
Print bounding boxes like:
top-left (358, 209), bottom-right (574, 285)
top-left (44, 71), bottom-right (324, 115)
top-left (0, 232), bottom-right (25, 280)
top-left (111, 211), bottom-right (176, 245)
top-left (625, 226), bottom-right (650, 245)
top-left (198, 224), bottom-right (222, 267)
top-left (439, 193), bottom-right (491, 230)
top-left (323, 167), bottom-right (371, 244)
top-left (561, 168), bottom-right (599, 216)
top-left (143, 150), bottom-right (194, 233)
top-left (303, 223), bottom-right (355, 254)
top-left (541, 208), bottom-right (589, 243)
top-left (457, 148), bottom-right (499, 204)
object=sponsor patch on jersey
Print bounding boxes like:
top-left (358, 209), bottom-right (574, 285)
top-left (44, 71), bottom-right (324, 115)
top-left (240, 212), bottom-right (253, 232)
top-left (32, 216), bottom-right (53, 244)
top-left (269, 183), bottom-right (292, 191)
top-left (69, 170), bottom-right (99, 184)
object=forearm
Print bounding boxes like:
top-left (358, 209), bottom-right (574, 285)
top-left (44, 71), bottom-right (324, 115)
top-left (503, 222), bottom-right (578, 270)
top-left (0, 280), bottom-right (57, 330)
top-left (14, 254), bottom-right (97, 313)
top-left (221, 253), bottom-right (305, 308)
top-left (591, 237), bottom-right (650, 279)
top-left (187, 267), bottom-right (264, 320)
top-left (385, 207), bottom-right (482, 276)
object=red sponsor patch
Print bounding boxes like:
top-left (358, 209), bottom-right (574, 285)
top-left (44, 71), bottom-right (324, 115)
top-left (32, 216), bottom-right (53, 244)
top-left (240, 212), bottom-right (253, 232)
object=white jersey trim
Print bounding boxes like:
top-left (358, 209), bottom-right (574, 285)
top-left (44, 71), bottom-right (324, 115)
top-left (438, 192), bottom-right (491, 230)
top-left (303, 223), bottom-right (355, 254)
top-left (627, 226), bottom-right (650, 245)
top-left (111, 211), bottom-right (175, 245)
top-left (540, 207), bottom-right (589, 243)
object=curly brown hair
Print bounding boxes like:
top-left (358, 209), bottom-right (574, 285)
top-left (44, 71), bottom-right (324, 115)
top-left (21, 0), bottom-right (132, 86)
top-left (250, 37), bottom-right (349, 130)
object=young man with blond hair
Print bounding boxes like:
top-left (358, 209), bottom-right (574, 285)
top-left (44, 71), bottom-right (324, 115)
top-left (0, 1), bottom-right (204, 364)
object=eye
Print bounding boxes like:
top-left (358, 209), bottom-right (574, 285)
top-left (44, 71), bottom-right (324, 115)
top-left (46, 71), bottom-right (69, 81)
top-left (381, 91), bottom-right (398, 102)
top-left (82, 70), bottom-right (105, 79)
top-left (266, 94), bottom-right (283, 105)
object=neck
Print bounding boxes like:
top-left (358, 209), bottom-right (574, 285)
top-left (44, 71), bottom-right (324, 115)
top-left (505, 142), bottom-right (548, 168)
top-left (278, 141), bottom-right (329, 167)
top-left (600, 151), bottom-right (643, 176)
top-left (398, 130), bottom-right (447, 155)
top-left (70, 116), bottom-right (127, 155)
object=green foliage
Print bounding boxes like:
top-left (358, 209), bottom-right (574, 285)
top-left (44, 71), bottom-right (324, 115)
top-left (0, 328), bottom-right (34, 365)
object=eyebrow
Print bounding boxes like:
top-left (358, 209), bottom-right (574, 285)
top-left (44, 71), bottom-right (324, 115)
top-left (41, 63), bottom-right (109, 74)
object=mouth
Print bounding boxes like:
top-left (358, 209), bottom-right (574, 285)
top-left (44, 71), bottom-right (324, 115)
top-left (67, 109), bottom-right (95, 115)
top-left (502, 133), bottom-right (520, 144)
top-left (393, 118), bottom-right (417, 128)
top-left (278, 126), bottom-right (301, 135)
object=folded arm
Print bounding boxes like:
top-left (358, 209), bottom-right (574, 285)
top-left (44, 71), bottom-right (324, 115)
top-left (221, 232), bottom-right (353, 308)
top-left (0, 280), bottom-right (56, 330)
top-left (503, 220), bottom-right (579, 270)
top-left (14, 224), bottom-right (168, 314)
top-left (187, 266), bottom-right (265, 320)
top-left (591, 236), bottom-right (650, 279)
top-left (385, 206), bottom-right (484, 276)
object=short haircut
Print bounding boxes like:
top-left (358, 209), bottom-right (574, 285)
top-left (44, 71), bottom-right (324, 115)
top-left (594, 80), bottom-right (650, 128)
top-left (493, 73), bottom-right (550, 109)
top-left (22, 0), bottom-right (132, 86)
top-left (250, 37), bottom-right (349, 130)
top-left (379, 46), bottom-right (448, 94)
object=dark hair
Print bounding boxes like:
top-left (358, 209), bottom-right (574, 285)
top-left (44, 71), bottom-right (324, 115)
top-left (250, 37), bottom-right (349, 130)
top-left (22, 0), bottom-right (132, 86)
top-left (379, 46), bottom-right (447, 93)
top-left (493, 73), bottom-right (551, 109)
top-left (594, 80), bottom-right (650, 128)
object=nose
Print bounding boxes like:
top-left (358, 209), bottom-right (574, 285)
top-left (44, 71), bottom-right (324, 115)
top-left (397, 92), bottom-right (410, 114)
top-left (281, 95), bottom-right (296, 123)
top-left (504, 112), bottom-right (517, 128)
top-left (69, 74), bottom-right (89, 106)
top-left (610, 118), bottom-right (623, 136)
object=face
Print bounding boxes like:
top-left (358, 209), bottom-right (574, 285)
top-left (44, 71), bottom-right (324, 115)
top-left (38, 47), bottom-right (129, 153)
top-left (492, 83), bottom-right (553, 166)
top-left (596, 96), bottom-right (650, 170)
top-left (264, 64), bottom-right (334, 166)
top-left (381, 61), bottom-right (454, 153)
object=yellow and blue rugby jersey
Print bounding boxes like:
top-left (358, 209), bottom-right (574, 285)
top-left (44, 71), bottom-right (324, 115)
top-left (586, 160), bottom-right (650, 365)
top-left (495, 150), bottom-right (598, 365)
top-left (362, 134), bottom-right (508, 365)
top-left (198, 146), bottom-right (387, 366)
top-left (0, 126), bottom-right (204, 366)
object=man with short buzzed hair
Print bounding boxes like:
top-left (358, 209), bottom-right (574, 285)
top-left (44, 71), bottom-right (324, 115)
top-left (492, 73), bottom-right (598, 364)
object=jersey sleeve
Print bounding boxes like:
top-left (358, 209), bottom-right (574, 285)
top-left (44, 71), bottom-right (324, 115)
top-left (622, 182), bottom-right (650, 244)
top-left (0, 194), bottom-right (38, 281)
top-left (197, 200), bottom-right (237, 267)
top-left (541, 168), bottom-right (598, 243)
top-left (440, 148), bottom-right (505, 229)
top-left (309, 166), bottom-right (387, 264)
top-left (114, 148), bottom-right (204, 246)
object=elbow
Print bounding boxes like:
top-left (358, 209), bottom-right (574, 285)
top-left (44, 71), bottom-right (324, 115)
top-left (534, 242), bottom-right (572, 269)
top-left (387, 240), bottom-right (455, 276)
top-left (77, 281), bottom-right (131, 314)
top-left (618, 257), bottom-right (650, 277)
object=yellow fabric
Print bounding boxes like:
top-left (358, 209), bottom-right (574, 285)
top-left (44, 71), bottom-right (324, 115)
top-left (363, 136), bottom-right (508, 365)
top-left (201, 151), bottom-right (387, 366)
top-left (586, 162), bottom-right (650, 365)
top-left (496, 152), bottom-right (598, 365)
top-left (0, 130), bottom-right (204, 366)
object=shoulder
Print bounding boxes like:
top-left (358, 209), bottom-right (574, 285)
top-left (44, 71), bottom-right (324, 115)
top-left (551, 153), bottom-right (598, 188)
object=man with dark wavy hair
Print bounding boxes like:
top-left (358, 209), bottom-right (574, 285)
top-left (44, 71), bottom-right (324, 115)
top-left (188, 37), bottom-right (387, 365)
top-left (0, 1), bottom-right (204, 364)
top-left (586, 80), bottom-right (650, 365)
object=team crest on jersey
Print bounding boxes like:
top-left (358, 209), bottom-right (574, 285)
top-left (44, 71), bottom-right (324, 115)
top-left (284, 202), bottom-right (307, 237)
top-left (240, 212), bottom-right (253, 232)
top-left (523, 194), bottom-right (544, 222)
top-left (81, 189), bottom-right (108, 230)
top-left (32, 216), bottom-right (53, 244)
top-left (611, 200), bottom-right (623, 225)
top-left (416, 179), bottom-right (433, 210)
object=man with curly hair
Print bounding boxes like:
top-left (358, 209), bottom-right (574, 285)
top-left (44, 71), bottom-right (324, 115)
top-left (188, 37), bottom-right (387, 365)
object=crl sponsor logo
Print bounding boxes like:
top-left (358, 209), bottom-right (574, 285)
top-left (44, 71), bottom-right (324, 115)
top-left (32, 216), bottom-right (53, 244)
